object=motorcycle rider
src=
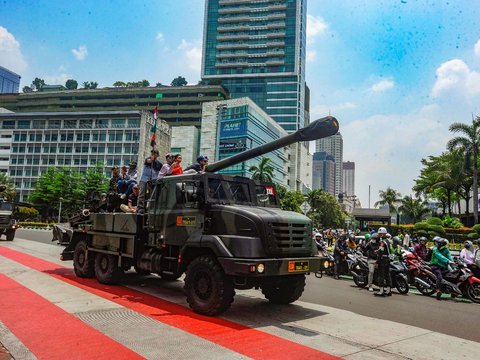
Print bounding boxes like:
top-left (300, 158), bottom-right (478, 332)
top-left (334, 234), bottom-right (348, 279)
top-left (431, 238), bottom-right (454, 300)
top-left (364, 233), bottom-right (380, 292)
top-left (414, 237), bottom-right (428, 260)
top-left (314, 232), bottom-right (323, 249)
top-left (460, 240), bottom-right (479, 277)
top-left (390, 236), bottom-right (403, 261)
top-left (375, 227), bottom-right (392, 297)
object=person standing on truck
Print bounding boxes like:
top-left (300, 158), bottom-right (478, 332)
top-left (185, 155), bottom-right (209, 172)
top-left (137, 149), bottom-right (162, 214)
top-left (108, 166), bottom-right (120, 193)
top-left (170, 154), bottom-right (183, 175)
top-left (159, 153), bottom-right (174, 178)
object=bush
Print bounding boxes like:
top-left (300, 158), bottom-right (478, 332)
top-left (18, 221), bottom-right (54, 228)
top-left (426, 217), bottom-right (443, 226)
top-left (473, 224), bottom-right (480, 234)
top-left (428, 224), bottom-right (446, 235)
top-left (442, 215), bottom-right (463, 229)
top-left (468, 232), bottom-right (479, 239)
top-left (416, 230), bottom-right (429, 238)
top-left (414, 222), bottom-right (429, 230)
top-left (14, 207), bottom-right (40, 222)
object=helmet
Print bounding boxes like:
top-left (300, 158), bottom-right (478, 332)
top-left (438, 238), bottom-right (448, 247)
top-left (315, 232), bottom-right (322, 238)
top-left (386, 233), bottom-right (392, 238)
top-left (432, 236), bottom-right (441, 244)
top-left (378, 227), bottom-right (387, 234)
top-left (465, 240), bottom-right (472, 248)
top-left (419, 236), bottom-right (427, 243)
top-left (371, 233), bottom-right (380, 241)
top-left (364, 233), bottom-right (371, 240)
top-left (392, 236), bottom-right (401, 246)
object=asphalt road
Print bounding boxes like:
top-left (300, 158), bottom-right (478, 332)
top-left (14, 228), bottom-right (480, 342)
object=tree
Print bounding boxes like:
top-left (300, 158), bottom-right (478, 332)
top-left (31, 77), bottom-right (45, 91)
top-left (82, 81), bottom-right (98, 89)
top-left (84, 162), bottom-right (109, 196)
top-left (0, 173), bottom-right (16, 202)
top-left (280, 191), bottom-right (304, 213)
top-left (65, 79), bottom-right (78, 90)
top-left (249, 157), bottom-right (275, 183)
top-left (375, 187), bottom-right (402, 224)
top-left (22, 86), bottom-right (33, 93)
top-left (113, 81), bottom-right (127, 87)
top-left (155, 82), bottom-right (163, 87)
top-left (306, 189), bottom-right (344, 229)
top-left (171, 76), bottom-right (187, 87)
top-left (141, 80), bottom-right (150, 87)
top-left (448, 116), bottom-right (480, 224)
top-left (399, 195), bottom-right (430, 223)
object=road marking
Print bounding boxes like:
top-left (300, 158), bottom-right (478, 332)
top-left (0, 273), bottom-right (144, 360)
top-left (0, 246), bottom-right (341, 360)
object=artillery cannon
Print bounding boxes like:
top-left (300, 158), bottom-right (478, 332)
top-left (59, 116), bottom-right (339, 316)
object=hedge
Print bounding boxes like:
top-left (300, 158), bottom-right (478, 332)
top-left (18, 222), bottom-right (55, 229)
top-left (426, 217), bottom-right (443, 226)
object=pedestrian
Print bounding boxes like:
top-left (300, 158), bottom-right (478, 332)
top-left (333, 234), bottom-right (348, 279)
top-left (413, 237), bottom-right (428, 260)
top-left (170, 154), bottom-right (183, 175)
top-left (185, 155), bottom-right (209, 172)
top-left (137, 149), bottom-right (162, 214)
top-left (374, 227), bottom-right (392, 297)
top-left (430, 238), bottom-right (454, 300)
top-left (159, 153), bottom-right (174, 178)
top-left (364, 233), bottom-right (380, 292)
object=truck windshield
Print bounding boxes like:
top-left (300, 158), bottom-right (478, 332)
top-left (207, 178), bottom-right (252, 205)
top-left (0, 202), bottom-right (13, 211)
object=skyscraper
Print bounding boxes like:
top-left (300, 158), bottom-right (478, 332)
top-left (316, 133), bottom-right (343, 196)
top-left (202, 0), bottom-right (307, 133)
top-left (312, 151), bottom-right (335, 195)
top-left (342, 161), bottom-right (355, 197)
top-left (0, 66), bottom-right (20, 94)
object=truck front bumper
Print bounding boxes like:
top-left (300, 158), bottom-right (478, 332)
top-left (218, 256), bottom-right (327, 277)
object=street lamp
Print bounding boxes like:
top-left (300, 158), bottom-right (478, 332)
top-left (58, 197), bottom-right (64, 223)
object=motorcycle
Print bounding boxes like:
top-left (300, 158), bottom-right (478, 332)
top-left (350, 254), bottom-right (410, 294)
top-left (315, 240), bottom-right (335, 277)
top-left (414, 258), bottom-right (480, 303)
top-left (403, 253), bottom-right (436, 296)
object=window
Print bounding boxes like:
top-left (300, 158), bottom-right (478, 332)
top-left (1, 121), bottom-right (15, 129)
top-left (127, 119), bottom-right (140, 128)
top-left (48, 120), bottom-right (61, 129)
top-left (79, 120), bottom-right (93, 129)
top-left (96, 119), bottom-right (109, 128)
top-left (111, 119), bottom-right (125, 128)
top-left (93, 133), bottom-right (106, 141)
top-left (18, 120), bottom-right (30, 129)
top-left (32, 120), bottom-right (46, 129)
top-left (63, 120), bottom-right (77, 128)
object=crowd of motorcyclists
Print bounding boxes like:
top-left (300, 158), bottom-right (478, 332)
top-left (314, 229), bottom-right (480, 302)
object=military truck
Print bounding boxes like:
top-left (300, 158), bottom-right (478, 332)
top-left (0, 185), bottom-right (19, 241)
top-left (59, 116), bottom-right (339, 315)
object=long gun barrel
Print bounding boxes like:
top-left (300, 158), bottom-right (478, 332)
top-left (205, 115), bottom-right (339, 173)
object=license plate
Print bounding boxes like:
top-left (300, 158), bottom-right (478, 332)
top-left (288, 260), bottom-right (309, 272)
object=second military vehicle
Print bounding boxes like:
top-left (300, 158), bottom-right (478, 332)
top-left (0, 185), bottom-right (19, 241)
top-left (59, 116), bottom-right (339, 315)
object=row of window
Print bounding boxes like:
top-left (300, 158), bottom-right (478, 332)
top-left (11, 144), bottom-right (139, 155)
top-left (0, 118), bottom-right (141, 130)
top-left (10, 156), bottom-right (133, 167)
top-left (12, 131), bottom-right (140, 142)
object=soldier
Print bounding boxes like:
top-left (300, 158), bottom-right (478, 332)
top-left (108, 166), bottom-right (120, 193)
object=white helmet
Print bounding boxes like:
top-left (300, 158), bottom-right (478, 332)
top-left (378, 227), bottom-right (387, 234)
top-left (386, 233), bottom-right (392, 238)
top-left (315, 232), bottom-right (322, 238)
top-left (465, 240), bottom-right (473, 248)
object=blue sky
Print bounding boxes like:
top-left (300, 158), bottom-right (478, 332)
top-left (1, 0), bottom-right (480, 205)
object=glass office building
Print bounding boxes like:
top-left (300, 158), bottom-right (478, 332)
top-left (0, 66), bottom-right (21, 94)
top-left (0, 111), bottom-right (171, 202)
top-left (202, 0), bottom-right (307, 133)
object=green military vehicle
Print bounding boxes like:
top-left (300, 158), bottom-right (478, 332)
top-left (59, 116), bottom-right (339, 315)
top-left (0, 185), bottom-right (19, 241)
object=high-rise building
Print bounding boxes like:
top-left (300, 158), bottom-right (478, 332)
top-left (0, 66), bottom-right (20, 94)
top-left (202, 0), bottom-right (307, 133)
top-left (342, 161), bottom-right (355, 197)
top-left (316, 132), bottom-right (343, 196)
top-left (312, 151), bottom-right (335, 195)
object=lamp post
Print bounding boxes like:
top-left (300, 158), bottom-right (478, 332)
top-left (58, 197), bottom-right (63, 223)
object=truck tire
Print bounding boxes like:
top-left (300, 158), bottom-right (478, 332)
top-left (94, 253), bottom-right (123, 284)
top-left (161, 273), bottom-right (181, 281)
top-left (184, 255), bottom-right (235, 316)
top-left (73, 241), bottom-right (95, 278)
top-left (5, 230), bottom-right (15, 241)
top-left (261, 275), bottom-right (306, 304)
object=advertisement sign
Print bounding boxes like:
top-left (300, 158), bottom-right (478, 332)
top-left (220, 119), bottom-right (247, 138)
top-left (219, 138), bottom-right (247, 151)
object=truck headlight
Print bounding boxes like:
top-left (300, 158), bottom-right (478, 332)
top-left (323, 260), bottom-right (330, 269)
top-left (257, 264), bottom-right (265, 273)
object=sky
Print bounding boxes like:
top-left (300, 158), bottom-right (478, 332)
top-left (1, 0), bottom-right (480, 206)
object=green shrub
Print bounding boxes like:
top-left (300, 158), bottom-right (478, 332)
top-left (414, 222), bottom-right (429, 230)
top-left (426, 217), bottom-right (443, 226)
top-left (18, 221), bottom-right (54, 228)
top-left (428, 224), bottom-right (446, 235)
top-left (468, 232), bottom-right (479, 239)
top-left (442, 216), bottom-right (463, 229)
top-left (416, 230), bottom-right (429, 238)
top-left (473, 224), bottom-right (480, 234)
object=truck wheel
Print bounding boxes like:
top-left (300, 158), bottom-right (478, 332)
top-left (184, 255), bottom-right (235, 316)
top-left (5, 230), bottom-right (15, 241)
top-left (261, 275), bottom-right (306, 304)
top-left (73, 241), bottom-right (95, 278)
top-left (94, 253), bottom-right (123, 284)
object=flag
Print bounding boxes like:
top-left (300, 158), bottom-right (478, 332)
top-left (151, 106), bottom-right (158, 147)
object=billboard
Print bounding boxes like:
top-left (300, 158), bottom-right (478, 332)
top-left (220, 119), bottom-right (247, 138)
top-left (219, 138), bottom-right (247, 151)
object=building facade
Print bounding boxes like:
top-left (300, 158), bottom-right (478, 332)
top-left (0, 85), bottom-right (228, 127)
top-left (316, 132), bottom-right (343, 196)
top-left (342, 161), bottom-right (355, 197)
top-left (0, 66), bottom-right (20, 94)
top-left (312, 151), bottom-right (335, 195)
top-left (202, 0), bottom-right (307, 133)
top-left (200, 97), bottom-right (290, 187)
top-left (0, 111), bottom-right (171, 202)
top-left (170, 126), bottom-right (200, 167)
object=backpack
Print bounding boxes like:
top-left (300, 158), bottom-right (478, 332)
top-left (425, 248), bottom-right (433, 262)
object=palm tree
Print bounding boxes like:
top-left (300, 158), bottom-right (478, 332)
top-left (448, 116), bottom-right (480, 224)
top-left (375, 187), bottom-right (402, 224)
top-left (249, 157), bottom-right (275, 183)
top-left (399, 195), bottom-right (430, 223)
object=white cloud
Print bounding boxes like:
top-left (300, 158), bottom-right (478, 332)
top-left (306, 49), bottom-right (317, 62)
top-left (431, 59), bottom-right (480, 99)
top-left (72, 45), bottom-right (88, 60)
top-left (371, 78), bottom-right (395, 92)
top-left (177, 39), bottom-right (202, 73)
top-left (311, 102), bottom-right (356, 118)
top-left (44, 73), bottom-right (71, 85)
top-left (0, 26), bottom-right (28, 74)
top-left (307, 14), bottom-right (327, 44)
top-left (156, 32), bottom-right (165, 43)
top-left (475, 39), bottom-right (480, 57)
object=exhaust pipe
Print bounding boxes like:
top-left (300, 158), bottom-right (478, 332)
top-left (414, 277), bottom-right (432, 288)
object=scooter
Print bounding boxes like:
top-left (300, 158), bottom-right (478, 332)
top-left (350, 255), bottom-right (410, 294)
top-left (315, 240), bottom-right (335, 277)
top-left (403, 253), bottom-right (436, 296)
top-left (414, 258), bottom-right (480, 303)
